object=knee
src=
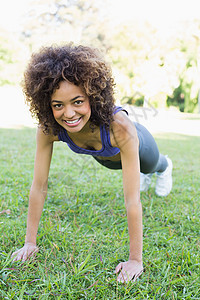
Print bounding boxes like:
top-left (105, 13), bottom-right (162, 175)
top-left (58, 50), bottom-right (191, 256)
top-left (140, 149), bottom-right (160, 174)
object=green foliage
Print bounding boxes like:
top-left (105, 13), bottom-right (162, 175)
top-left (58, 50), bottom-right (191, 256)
top-left (167, 81), bottom-right (187, 113)
top-left (0, 34), bottom-right (27, 86)
top-left (167, 76), bottom-right (198, 113)
top-left (0, 126), bottom-right (200, 299)
top-left (121, 94), bottom-right (144, 106)
top-left (0, 38), bottom-right (13, 85)
top-left (0, 46), bottom-right (13, 64)
top-left (0, 0), bottom-right (200, 112)
top-left (106, 20), bottom-right (200, 112)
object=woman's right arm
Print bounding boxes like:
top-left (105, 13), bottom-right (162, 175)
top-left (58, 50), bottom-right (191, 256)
top-left (12, 127), bottom-right (56, 261)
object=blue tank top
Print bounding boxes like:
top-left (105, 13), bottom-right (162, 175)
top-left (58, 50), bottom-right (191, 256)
top-left (58, 106), bottom-right (126, 157)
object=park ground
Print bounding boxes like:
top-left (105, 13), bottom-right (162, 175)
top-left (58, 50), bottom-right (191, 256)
top-left (0, 85), bottom-right (200, 299)
top-left (0, 85), bottom-right (199, 137)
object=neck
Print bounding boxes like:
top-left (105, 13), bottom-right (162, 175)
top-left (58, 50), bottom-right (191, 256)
top-left (67, 121), bottom-right (96, 139)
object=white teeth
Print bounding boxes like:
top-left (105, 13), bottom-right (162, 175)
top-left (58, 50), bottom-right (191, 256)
top-left (65, 118), bottom-right (80, 124)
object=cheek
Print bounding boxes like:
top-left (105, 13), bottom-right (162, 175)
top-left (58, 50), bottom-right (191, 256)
top-left (85, 103), bottom-right (91, 117)
top-left (78, 103), bottom-right (91, 117)
top-left (52, 109), bottom-right (61, 119)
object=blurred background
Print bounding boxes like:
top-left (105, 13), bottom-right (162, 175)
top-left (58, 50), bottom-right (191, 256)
top-left (0, 0), bottom-right (199, 132)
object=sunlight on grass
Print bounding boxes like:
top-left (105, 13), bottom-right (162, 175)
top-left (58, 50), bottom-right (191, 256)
top-left (0, 128), bottom-right (200, 299)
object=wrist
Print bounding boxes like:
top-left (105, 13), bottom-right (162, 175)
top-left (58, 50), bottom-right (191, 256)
top-left (129, 253), bottom-right (142, 262)
top-left (25, 236), bottom-right (37, 245)
top-left (25, 241), bottom-right (37, 245)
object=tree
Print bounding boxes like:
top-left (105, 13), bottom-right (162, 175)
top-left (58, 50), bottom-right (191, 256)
top-left (1, 0), bottom-right (200, 113)
top-left (0, 30), bottom-right (27, 86)
top-left (20, 0), bottom-right (111, 51)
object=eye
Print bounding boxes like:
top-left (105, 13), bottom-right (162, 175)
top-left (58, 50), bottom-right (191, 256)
top-left (52, 103), bottom-right (63, 109)
top-left (74, 100), bottom-right (83, 105)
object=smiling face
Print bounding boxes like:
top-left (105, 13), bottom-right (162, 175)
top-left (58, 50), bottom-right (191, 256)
top-left (51, 80), bottom-right (91, 133)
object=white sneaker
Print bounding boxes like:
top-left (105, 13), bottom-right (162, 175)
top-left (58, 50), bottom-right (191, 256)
top-left (140, 173), bottom-right (152, 192)
top-left (155, 157), bottom-right (173, 197)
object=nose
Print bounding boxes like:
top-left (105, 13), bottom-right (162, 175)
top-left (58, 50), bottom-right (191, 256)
top-left (63, 105), bottom-right (76, 119)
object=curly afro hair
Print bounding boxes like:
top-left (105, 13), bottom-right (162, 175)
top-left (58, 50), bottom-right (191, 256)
top-left (23, 43), bottom-right (116, 135)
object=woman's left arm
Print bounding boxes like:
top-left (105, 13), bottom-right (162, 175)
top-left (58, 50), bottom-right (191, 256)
top-left (111, 112), bottom-right (143, 283)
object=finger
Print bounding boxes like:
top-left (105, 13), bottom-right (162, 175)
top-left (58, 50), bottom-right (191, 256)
top-left (126, 272), bottom-right (132, 282)
top-left (117, 269), bottom-right (128, 283)
top-left (11, 250), bottom-right (19, 258)
top-left (11, 253), bottom-right (17, 259)
top-left (22, 249), bottom-right (33, 261)
top-left (29, 247), bottom-right (39, 257)
top-left (22, 251), bottom-right (28, 262)
top-left (115, 262), bottom-right (123, 274)
top-left (12, 256), bottom-right (18, 262)
top-left (32, 247), bottom-right (39, 255)
top-left (117, 276), bottom-right (124, 283)
top-left (13, 253), bottom-right (23, 262)
top-left (117, 274), bottom-right (123, 283)
top-left (22, 247), bottom-right (39, 261)
top-left (132, 269), bottom-right (143, 282)
top-left (137, 268), bottom-right (143, 277)
top-left (117, 272), bottom-right (127, 283)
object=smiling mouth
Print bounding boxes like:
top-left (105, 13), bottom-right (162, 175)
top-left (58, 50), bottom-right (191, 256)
top-left (63, 117), bottom-right (82, 126)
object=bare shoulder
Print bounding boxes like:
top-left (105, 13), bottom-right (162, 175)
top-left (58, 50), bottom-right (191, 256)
top-left (36, 126), bottom-right (59, 145)
top-left (110, 111), bottom-right (139, 150)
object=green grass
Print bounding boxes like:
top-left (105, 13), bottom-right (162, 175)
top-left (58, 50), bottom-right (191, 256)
top-left (0, 127), bottom-right (200, 299)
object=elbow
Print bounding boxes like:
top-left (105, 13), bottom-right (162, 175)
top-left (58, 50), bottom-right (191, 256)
top-left (125, 194), bottom-right (141, 211)
top-left (31, 180), bottom-right (48, 196)
top-left (126, 201), bottom-right (142, 212)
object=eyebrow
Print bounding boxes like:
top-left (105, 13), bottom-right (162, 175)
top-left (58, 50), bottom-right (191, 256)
top-left (51, 95), bottom-right (83, 103)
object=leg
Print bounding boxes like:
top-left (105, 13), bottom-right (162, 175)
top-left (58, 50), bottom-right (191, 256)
top-left (94, 123), bottom-right (168, 173)
top-left (135, 122), bottom-right (172, 196)
top-left (134, 122), bottom-right (168, 174)
top-left (93, 157), bottom-right (122, 169)
top-left (93, 122), bottom-right (172, 196)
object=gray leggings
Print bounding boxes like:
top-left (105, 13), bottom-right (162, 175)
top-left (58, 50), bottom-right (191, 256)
top-left (93, 122), bottom-right (168, 174)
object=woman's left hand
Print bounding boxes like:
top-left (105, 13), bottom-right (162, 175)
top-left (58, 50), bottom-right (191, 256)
top-left (115, 260), bottom-right (143, 283)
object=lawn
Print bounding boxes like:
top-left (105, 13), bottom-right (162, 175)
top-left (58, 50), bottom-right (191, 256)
top-left (0, 127), bottom-right (199, 299)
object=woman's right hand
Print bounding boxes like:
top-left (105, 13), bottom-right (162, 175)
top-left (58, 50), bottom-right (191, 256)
top-left (11, 243), bottom-right (39, 262)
